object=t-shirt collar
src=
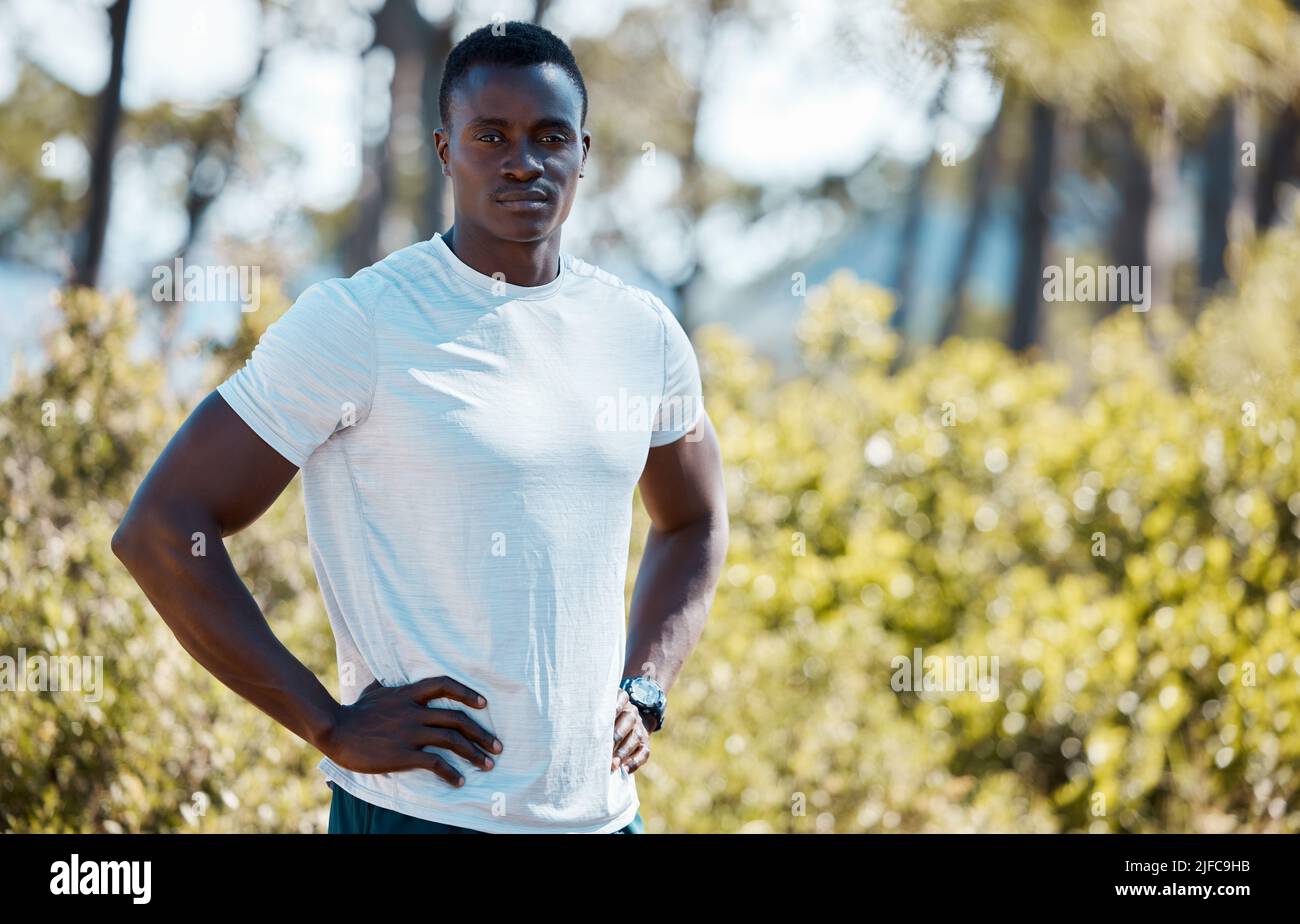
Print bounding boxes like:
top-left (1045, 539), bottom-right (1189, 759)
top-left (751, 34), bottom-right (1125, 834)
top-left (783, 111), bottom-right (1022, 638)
top-left (428, 231), bottom-right (568, 300)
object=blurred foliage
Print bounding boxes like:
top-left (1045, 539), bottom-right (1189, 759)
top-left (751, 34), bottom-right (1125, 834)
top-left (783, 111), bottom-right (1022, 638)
top-left (637, 217), bottom-right (1300, 834)
top-left (903, 0), bottom-right (1300, 127)
top-left (1, 284), bottom-right (335, 833)
top-left (5, 221), bottom-right (1300, 831)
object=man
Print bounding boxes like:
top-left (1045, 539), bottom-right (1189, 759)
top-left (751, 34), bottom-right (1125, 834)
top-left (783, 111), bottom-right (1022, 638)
top-left (112, 20), bottom-right (728, 834)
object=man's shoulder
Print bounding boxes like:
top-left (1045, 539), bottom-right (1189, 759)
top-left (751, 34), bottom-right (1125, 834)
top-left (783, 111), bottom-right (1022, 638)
top-left (304, 239), bottom-right (438, 313)
top-left (564, 252), bottom-right (672, 323)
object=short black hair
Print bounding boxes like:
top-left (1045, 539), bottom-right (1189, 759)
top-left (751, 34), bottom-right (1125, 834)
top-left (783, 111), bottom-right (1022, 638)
top-left (438, 21), bottom-right (588, 132)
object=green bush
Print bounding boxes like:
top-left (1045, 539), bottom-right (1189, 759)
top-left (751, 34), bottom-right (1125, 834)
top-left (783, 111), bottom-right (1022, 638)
top-left (1, 287), bottom-right (336, 833)
top-left (642, 224), bottom-right (1300, 833)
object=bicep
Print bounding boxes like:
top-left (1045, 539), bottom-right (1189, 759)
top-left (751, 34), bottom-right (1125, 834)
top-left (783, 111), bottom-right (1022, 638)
top-left (119, 390), bottom-right (300, 543)
top-left (637, 409), bottom-right (726, 533)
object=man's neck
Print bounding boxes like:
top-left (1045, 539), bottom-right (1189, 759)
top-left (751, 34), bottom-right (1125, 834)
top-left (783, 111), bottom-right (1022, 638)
top-left (443, 224), bottom-right (562, 288)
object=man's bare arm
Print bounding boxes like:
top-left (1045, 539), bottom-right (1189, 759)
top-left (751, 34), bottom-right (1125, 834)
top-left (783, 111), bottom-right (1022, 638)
top-left (625, 410), bottom-right (729, 727)
top-left (112, 391), bottom-right (501, 783)
top-left (111, 390), bottom-right (340, 750)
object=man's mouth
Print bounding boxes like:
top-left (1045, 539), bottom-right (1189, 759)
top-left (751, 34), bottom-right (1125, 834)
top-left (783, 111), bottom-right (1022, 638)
top-left (496, 197), bottom-right (550, 212)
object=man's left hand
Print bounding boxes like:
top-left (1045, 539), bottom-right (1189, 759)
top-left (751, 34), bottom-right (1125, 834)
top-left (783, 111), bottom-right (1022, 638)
top-left (612, 688), bottom-right (654, 773)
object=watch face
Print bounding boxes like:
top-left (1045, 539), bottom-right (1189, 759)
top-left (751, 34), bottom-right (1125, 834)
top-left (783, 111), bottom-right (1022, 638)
top-left (629, 677), bottom-right (660, 706)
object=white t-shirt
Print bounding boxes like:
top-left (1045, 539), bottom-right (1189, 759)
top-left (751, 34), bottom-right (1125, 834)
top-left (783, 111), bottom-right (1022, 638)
top-left (216, 231), bottom-right (704, 833)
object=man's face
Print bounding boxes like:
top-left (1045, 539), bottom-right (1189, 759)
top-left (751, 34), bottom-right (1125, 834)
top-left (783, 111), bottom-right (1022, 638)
top-left (436, 62), bottom-right (590, 243)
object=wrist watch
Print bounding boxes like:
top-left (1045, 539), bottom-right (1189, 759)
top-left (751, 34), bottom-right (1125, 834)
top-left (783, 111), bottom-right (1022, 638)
top-left (620, 675), bottom-right (667, 734)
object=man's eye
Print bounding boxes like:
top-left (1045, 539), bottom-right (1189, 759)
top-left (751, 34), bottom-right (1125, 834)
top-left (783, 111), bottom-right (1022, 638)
top-left (542, 134), bottom-right (567, 143)
top-left (478, 133), bottom-right (502, 143)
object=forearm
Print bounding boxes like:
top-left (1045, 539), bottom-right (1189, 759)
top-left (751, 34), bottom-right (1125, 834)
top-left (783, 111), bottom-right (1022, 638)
top-left (114, 510), bottom-right (338, 752)
top-left (623, 513), bottom-right (728, 696)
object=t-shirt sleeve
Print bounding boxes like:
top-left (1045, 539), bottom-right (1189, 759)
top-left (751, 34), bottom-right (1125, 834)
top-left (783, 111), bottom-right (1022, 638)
top-left (649, 299), bottom-right (705, 447)
top-left (215, 280), bottom-right (375, 468)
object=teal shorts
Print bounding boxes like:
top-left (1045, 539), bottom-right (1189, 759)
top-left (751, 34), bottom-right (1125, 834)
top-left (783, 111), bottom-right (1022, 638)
top-left (326, 780), bottom-right (645, 834)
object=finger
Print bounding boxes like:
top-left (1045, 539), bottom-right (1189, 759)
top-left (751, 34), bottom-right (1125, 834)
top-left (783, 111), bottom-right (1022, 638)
top-left (622, 740), bottom-right (650, 774)
top-left (407, 675), bottom-right (487, 709)
top-left (611, 707), bottom-right (637, 748)
top-left (415, 728), bottom-right (495, 770)
top-left (420, 706), bottom-right (503, 755)
top-left (615, 689), bottom-right (630, 710)
top-left (613, 724), bottom-right (643, 765)
top-left (411, 749), bottom-right (465, 787)
top-left (611, 727), bottom-right (637, 767)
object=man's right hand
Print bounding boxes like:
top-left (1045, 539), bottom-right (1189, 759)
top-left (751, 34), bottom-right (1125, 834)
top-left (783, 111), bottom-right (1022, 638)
top-left (321, 676), bottom-right (503, 787)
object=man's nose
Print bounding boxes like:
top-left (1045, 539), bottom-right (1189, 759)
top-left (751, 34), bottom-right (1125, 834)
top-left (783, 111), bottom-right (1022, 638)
top-left (501, 141), bottom-right (544, 178)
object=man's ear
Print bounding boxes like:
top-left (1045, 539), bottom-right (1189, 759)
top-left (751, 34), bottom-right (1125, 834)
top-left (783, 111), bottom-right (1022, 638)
top-left (435, 129), bottom-right (451, 176)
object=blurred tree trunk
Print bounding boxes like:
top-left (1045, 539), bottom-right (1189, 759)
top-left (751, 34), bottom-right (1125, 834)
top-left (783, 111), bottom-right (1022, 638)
top-left (1146, 104), bottom-right (1179, 312)
top-left (1255, 95), bottom-right (1299, 230)
top-left (939, 97), bottom-right (1004, 343)
top-left (72, 0), bottom-right (131, 288)
top-left (154, 47), bottom-right (270, 370)
top-left (1199, 100), bottom-right (1234, 292)
top-left (891, 71), bottom-right (949, 340)
top-left (1106, 120), bottom-right (1152, 314)
top-left (419, 22), bottom-right (453, 240)
top-left (1226, 93), bottom-right (1259, 274)
top-left (1103, 107), bottom-right (1179, 317)
top-left (1009, 99), bottom-right (1055, 352)
top-left (349, 0), bottom-right (439, 272)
